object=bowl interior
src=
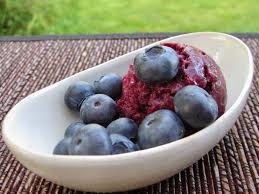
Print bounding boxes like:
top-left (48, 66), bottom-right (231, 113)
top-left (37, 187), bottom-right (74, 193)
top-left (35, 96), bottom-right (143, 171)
top-left (4, 33), bottom-right (251, 155)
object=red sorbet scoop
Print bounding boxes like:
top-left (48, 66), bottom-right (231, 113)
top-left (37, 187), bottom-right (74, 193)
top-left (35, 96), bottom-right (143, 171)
top-left (117, 43), bottom-right (227, 123)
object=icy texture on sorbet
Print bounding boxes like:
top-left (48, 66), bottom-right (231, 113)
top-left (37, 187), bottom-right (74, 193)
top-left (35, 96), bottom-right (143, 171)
top-left (117, 43), bottom-right (226, 123)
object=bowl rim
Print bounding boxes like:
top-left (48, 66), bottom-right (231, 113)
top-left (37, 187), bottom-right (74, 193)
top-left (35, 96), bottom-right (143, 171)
top-left (2, 32), bottom-right (254, 162)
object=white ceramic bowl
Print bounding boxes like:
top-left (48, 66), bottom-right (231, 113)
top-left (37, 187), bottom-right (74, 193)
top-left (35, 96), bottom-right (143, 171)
top-left (2, 32), bottom-right (254, 192)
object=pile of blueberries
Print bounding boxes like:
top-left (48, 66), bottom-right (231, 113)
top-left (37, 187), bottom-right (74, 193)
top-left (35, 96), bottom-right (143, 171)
top-left (53, 45), bottom-right (219, 156)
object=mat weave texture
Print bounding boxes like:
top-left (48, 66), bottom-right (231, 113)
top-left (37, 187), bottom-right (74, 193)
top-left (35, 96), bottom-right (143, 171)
top-left (0, 33), bottom-right (258, 194)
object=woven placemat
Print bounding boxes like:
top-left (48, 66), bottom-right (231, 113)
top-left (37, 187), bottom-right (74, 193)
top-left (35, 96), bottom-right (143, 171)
top-left (0, 33), bottom-right (258, 194)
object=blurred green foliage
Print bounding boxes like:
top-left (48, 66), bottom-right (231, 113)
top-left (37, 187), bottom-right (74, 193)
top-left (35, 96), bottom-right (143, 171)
top-left (0, 0), bottom-right (259, 35)
top-left (0, 0), bottom-right (33, 34)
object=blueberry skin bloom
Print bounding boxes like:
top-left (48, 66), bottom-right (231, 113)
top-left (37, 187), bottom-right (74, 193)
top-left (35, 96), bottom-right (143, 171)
top-left (138, 109), bottom-right (185, 149)
top-left (69, 124), bottom-right (112, 155)
top-left (64, 81), bottom-right (95, 111)
top-left (64, 122), bottom-right (85, 138)
top-left (134, 45), bottom-right (179, 83)
top-left (80, 94), bottom-right (118, 126)
top-left (174, 85), bottom-right (218, 129)
top-left (107, 118), bottom-right (138, 140)
top-left (94, 73), bottom-right (122, 99)
top-left (110, 134), bottom-right (139, 155)
top-left (53, 138), bottom-right (71, 155)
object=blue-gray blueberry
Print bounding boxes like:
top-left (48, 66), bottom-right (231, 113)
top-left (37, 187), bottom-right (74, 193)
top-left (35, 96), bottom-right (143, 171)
top-left (138, 109), bottom-right (185, 149)
top-left (80, 94), bottom-right (118, 126)
top-left (64, 81), bottom-right (94, 111)
top-left (134, 45), bottom-right (179, 83)
top-left (64, 122), bottom-right (85, 138)
top-left (174, 85), bottom-right (218, 129)
top-left (107, 118), bottom-right (138, 140)
top-left (110, 134), bottom-right (139, 154)
top-left (94, 73), bottom-right (122, 99)
top-left (69, 124), bottom-right (112, 155)
top-left (53, 138), bottom-right (71, 155)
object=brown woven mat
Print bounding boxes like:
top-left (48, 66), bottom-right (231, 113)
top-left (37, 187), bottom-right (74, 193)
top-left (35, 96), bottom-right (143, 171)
top-left (0, 33), bottom-right (258, 194)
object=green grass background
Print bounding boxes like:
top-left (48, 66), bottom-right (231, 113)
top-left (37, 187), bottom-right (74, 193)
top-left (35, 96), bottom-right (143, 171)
top-left (1, 0), bottom-right (259, 35)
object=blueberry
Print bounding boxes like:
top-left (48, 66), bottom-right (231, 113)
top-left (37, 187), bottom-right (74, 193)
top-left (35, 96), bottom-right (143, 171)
top-left (64, 81), bottom-right (95, 111)
top-left (110, 134), bottom-right (139, 155)
top-left (107, 118), bottom-right (138, 140)
top-left (64, 122), bottom-right (85, 138)
top-left (94, 73), bottom-right (122, 99)
top-left (174, 85), bottom-right (218, 129)
top-left (134, 45), bottom-right (179, 83)
top-left (53, 138), bottom-right (71, 155)
top-left (80, 94), bottom-right (118, 126)
top-left (138, 109), bottom-right (185, 149)
top-left (69, 124), bottom-right (112, 155)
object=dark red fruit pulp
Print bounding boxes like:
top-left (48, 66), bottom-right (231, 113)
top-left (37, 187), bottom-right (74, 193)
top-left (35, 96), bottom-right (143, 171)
top-left (117, 43), bottom-right (227, 123)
